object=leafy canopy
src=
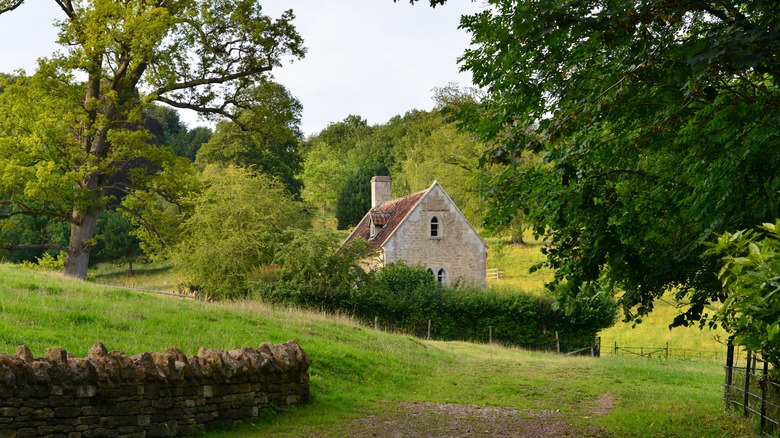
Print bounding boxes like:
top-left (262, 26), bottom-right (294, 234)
top-left (172, 165), bottom-right (308, 299)
top-left (708, 222), bottom-right (780, 373)
top-left (416, 0), bottom-right (780, 326)
top-left (0, 0), bottom-right (304, 278)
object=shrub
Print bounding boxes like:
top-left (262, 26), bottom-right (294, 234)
top-left (708, 220), bottom-right (780, 376)
top-left (251, 231), bottom-right (373, 311)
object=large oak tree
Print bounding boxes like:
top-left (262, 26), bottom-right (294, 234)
top-left (0, 0), bottom-right (304, 278)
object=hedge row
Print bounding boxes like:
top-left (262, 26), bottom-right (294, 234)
top-left (253, 262), bottom-right (616, 352)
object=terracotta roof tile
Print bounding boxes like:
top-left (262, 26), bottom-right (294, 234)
top-left (343, 189), bottom-right (427, 252)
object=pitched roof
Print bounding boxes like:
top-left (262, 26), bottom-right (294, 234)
top-left (343, 188), bottom-right (427, 252)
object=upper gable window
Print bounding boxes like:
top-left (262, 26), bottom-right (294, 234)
top-left (430, 216), bottom-right (440, 238)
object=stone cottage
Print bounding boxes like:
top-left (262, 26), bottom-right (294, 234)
top-left (343, 176), bottom-right (488, 287)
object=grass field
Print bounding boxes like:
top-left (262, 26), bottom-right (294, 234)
top-left (0, 263), bottom-right (756, 437)
top-left (485, 235), bottom-right (730, 357)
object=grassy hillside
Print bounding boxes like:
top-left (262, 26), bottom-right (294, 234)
top-left (0, 263), bottom-right (753, 437)
top-left (486, 236), bottom-right (730, 356)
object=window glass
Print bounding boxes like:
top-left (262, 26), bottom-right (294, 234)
top-left (437, 268), bottom-right (446, 285)
top-left (430, 216), bottom-right (439, 237)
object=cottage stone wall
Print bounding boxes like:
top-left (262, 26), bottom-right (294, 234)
top-left (383, 185), bottom-right (487, 287)
top-left (0, 341), bottom-right (310, 437)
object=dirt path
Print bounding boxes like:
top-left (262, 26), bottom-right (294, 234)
top-left (337, 401), bottom-right (612, 437)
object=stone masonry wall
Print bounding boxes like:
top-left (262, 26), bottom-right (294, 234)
top-left (384, 185), bottom-right (487, 287)
top-left (0, 340), bottom-right (311, 437)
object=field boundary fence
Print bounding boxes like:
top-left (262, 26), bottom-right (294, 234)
top-left (486, 268), bottom-right (505, 279)
top-left (724, 338), bottom-right (779, 435)
top-left (609, 342), bottom-right (738, 362)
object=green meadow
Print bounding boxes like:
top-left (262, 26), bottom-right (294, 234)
top-left (0, 263), bottom-right (755, 436)
top-left (485, 235), bottom-right (730, 357)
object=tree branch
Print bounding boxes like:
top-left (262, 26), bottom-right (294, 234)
top-left (115, 204), bottom-right (166, 248)
top-left (153, 65), bottom-right (273, 97)
top-left (0, 243), bottom-right (68, 252)
top-left (52, 0), bottom-right (74, 18)
top-left (0, 0), bottom-right (24, 15)
top-left (0, 199), bottom-right (71, 222)
top-left (154, 96), bottom-right (248, 130)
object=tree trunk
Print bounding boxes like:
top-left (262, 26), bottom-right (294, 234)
top-left (63, 210), bottom-right (99, 280)
top-left (511, 234), bottom-right (528, 246)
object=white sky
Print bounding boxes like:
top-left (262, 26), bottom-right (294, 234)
top-left (0, 1), bottom-right (484, 136)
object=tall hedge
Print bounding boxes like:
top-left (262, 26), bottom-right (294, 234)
top-left (255, 262), bottom-right (617, 351)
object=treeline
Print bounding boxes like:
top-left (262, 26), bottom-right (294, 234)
top-left (301, 85), bottom-right (494, 230)
top-left (0, 74), bottom-right (508, 279)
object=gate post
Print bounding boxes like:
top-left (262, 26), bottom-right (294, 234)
top-left (725, 336), bottom-right (734, 409)
top-left (743, 352), bottom-right (752, 417)
top-left (760, 359), bottom-right (768, 432)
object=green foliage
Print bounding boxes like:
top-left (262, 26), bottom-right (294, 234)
top-left (0, 0), bottom-right (304, 278)
top-left (169, 127), bottom-right (212, 162)
top-left (708, 221), bottom-right (780, 374)
top-left (302, 105), bottom-right (497, 229)
top-left (260, 260), bottom-right (617, 350)
top-left (390, 102), bottom-right (493, 226)
top-left (143, 105), bottom-right (212, 162)
top-left (253, 229), bottom-right (374, 310)
top-left (351, 262), bottom-right (442, 333)
top-left (89, 211), bottom-right (145, 268)
top-left (171, 166), bottom-right (308, 299)
top-left (19, 251), bottom-right (68, 271)
top-left (196, 82), bottom-right (304, 196)
top-left (300, 142), bottom-right (348, 216)
top-left (451, 0), bottom-right (780, 327)
top-left (335, 168), bottom-right (384, 230)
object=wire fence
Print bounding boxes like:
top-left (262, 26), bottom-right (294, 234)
top-left (724, 340), bottom-right (779, 435)
top-left (608, 342), bottom-right (743, 362)
top-left (92, 282), bottom-right (196, 300)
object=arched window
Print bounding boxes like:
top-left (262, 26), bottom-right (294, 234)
top-left (430, 216), bottom-right (439, 237)
top-left (427, 268), bottom-right (434, 277)
top-left (437, 268), bottom-right (446, 286)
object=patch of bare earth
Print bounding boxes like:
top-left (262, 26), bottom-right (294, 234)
top-left (340, 402), bottom-right (610, 437)
top-left (590, 394), bottom-right (616, 417)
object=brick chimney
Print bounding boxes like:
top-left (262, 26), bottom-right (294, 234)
top-left (371, 176), bottom-right (391, 208)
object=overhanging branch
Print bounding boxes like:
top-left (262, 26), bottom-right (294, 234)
top-left (153, 65), bottom-right (273, 96)
top-left (154, 96), bottom-right (248, 130)
top-left (115, 204), bottom-right (166, 248)
top-left (0, 0), bottom-right (25, 15)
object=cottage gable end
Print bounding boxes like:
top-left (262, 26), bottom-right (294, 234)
top-left (341, 178), bottom-right (487, 287)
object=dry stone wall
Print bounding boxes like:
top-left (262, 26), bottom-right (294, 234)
top-left (0, 340), bottom-right (311, 437)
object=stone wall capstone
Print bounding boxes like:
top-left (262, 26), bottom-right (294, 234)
top-left (0, 340), bottom-right (311, 437)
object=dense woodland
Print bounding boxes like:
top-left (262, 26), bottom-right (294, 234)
top-left (0, 0), bottom-right (778, 370)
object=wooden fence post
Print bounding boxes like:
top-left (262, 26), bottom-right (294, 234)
top-left (489, 326), bottom-right (493, 345)
top-left (760, 359), bottom-right (768, 432)
top-left (555, 331), bottom-right (560, 354)
top-left (374, 316), bottom-right (378, 331)
top-left (743, 352), bottom-right (752, 417)
top-left (427, 320), bottom-right (431, 340)
top-left (725, 336), bottom-right (734, 409)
